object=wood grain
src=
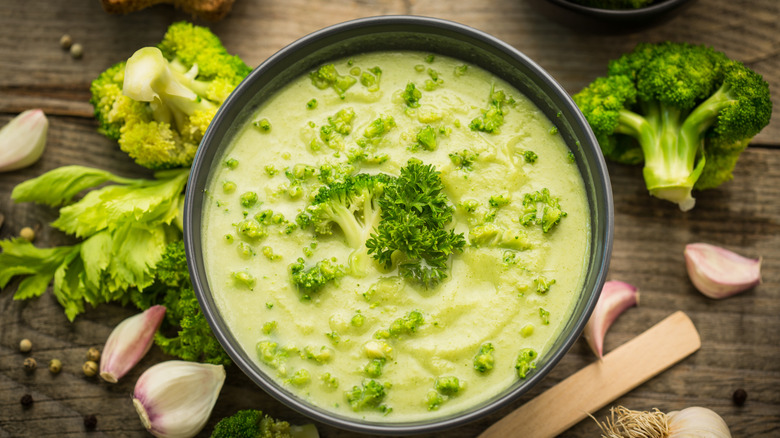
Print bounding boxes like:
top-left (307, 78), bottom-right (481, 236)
top-left (479, 311), bottom-right (701, 438)
top-left (1, 0), bottom-right (779, 437)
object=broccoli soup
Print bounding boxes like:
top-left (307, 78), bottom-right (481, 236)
top-left (202, 52), bottom-right (590, 421)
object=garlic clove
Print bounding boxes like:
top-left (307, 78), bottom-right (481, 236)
top-left (0, 109), bottom-right (48, 172)
top-left (668, 407), bottom-right (732, 438)
top-left (684, 243), bottom-right (761, 299)
top-left (583, 280), bottom-right (639, 359)
top-left (133, 361), bottom-right (225, 438)
top-left (99, 305), bottom-right (166, 383)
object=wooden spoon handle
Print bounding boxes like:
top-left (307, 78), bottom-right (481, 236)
top-left (479, 311), bottom-right (701, 438)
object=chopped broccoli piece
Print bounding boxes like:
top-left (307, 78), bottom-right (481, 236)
top-left (387, 310), bottom-right (425, 337)
top-left (401, 82), bottom-right (422, 108)
top-left (520, 188), bottom-right (567, 233)
top-left (539, 307), bottom-right (550, 325)
top-left (364, 358), bottom-right (386, 378)
top-left (470, 87), bottom-right (514, 134)
top-left (366, 160), bottom-right (466, 288)
top-left (90, 22), bottom-right (250, 169)
top-left (573, 42), bottom-right (772, 210)
top-left (345, 379), bottom-right (391, 413)
top-left (473, 342), bottom-right (495, 373)
top-left (535, 275), bottom-right (555, 294)
top-left (434, 376), bottom-right (463, 396)
top-left (449, 149), bottom-right (479, 170)
top-left (254, 118), bottom-right (272, 132)
top-left (515, 348), bottom-right (538, 379)
top-left (523, 150), bottom-right (538, 163)
top-left (289, 257), bottom-right (345, 297)
top-left (414, 125), bottom-right (437, 151)
top-left (426, 390), bottom-right (444, 411)
top-left (310, 64), bottom-right (356, 98)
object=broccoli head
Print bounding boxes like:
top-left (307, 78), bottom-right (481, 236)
top-left (90, 22), bottom-right (251, 170)
top-left (574, 42), bottom-right (772, 210)
top-left (307, 172), bottom-right (394, 276)
top-left (210, 409), bottom-right (319, 438)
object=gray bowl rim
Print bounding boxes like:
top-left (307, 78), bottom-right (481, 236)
top-left (184, 15), bottom-right (613, 435)
top-left (543, 0), bottom-right (693, 18)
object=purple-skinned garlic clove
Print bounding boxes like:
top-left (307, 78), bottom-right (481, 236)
top-left (584, 280), bottom-right (639, 359)
top-left (684, 243), bottom-right (761, 299)
top-left (133, 361), bottom-right (225, 438)
top-left (99, 305), bottom-right (166, 383)
top-left (0, 109), bottom-right (48, 172)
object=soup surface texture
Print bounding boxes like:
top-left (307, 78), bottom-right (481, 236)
top-left (202, 51), bottom-right (590, 421)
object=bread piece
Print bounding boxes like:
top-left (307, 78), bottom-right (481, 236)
top-left (101, 0), bottom-right (236, 21)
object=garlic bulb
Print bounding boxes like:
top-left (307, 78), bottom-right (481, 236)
top-left (684, 243), bottom-right (761, 299)
top-left (0, 109), bottom-right (48, 172)
top-left (133, 361), bottom-right (225, 438)
top-left (596, 405), bottom-right (731, 438)
top-left (100, 305), bottom-right (166, 383)
top-left (584, 281), bottom-right (639, 358)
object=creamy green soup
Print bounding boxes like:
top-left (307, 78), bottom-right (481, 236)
top-left (202, 51), bottom-right (590, 421)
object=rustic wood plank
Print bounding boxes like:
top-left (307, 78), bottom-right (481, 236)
top-left (1, 0), bottom-right (779, 437)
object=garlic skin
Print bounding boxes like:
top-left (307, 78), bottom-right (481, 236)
top-left (99, 305), bottom-right (166, 383)
top-left (668, 407), bottom-right (732, 438)
top-left (0, 109), bottom-right (48, 172)
top-left (684, 243), bottom-right (761, 299)
top-left (584, 281), bottom-right (639, 359)
top-left (133, 361), bottom-right (226, 438)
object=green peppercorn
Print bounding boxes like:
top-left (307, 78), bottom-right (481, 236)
top-left (23, 357), bottom-right (37, 372)
top-left (19, 338), bottom-right (32, 353)
top-left (86, 347), bottom-right (100, 362)
top-left (82, 360), bottom-right (98, 377)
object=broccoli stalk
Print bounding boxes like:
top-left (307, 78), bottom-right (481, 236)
top-left (574, 42), bottom-right (772, 211)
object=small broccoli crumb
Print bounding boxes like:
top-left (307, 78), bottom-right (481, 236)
top-left (414, 125), bottom-right (437, 151)
top-left (539, 307), bottom-right (550, 325)
top-left (306, 98), bottom-right (318, 109)
top-left (236, 219), bottom-right (267, 240)
top-left (568, 151), bottom-right (576, 163)
top-left (425, 54), bottom-right (435, 63)
top-left (520, 188), bottom-right (567, 233)
top-left (434, 376), bottom-right (463, 396)
top-left (515, 348), bottom-right (538, 379)
top-left (239, 191), bottom-right (258, 208)
top-left (262, 246), bottom-right (281, 261)
top-left (549, 126), bottom-right (559, 135)
top-left (222, 181), bottom-right (236, 193)
top-left (345, 379), bottom-right (390, 413)
top-left (320, 372), bottom-right (339, 390)
top-left (401, 82), bottom-right (422, 108)
top-left (232, 271), bottom-right (255, 290)
top-left (364, 358), bottom-right (385, 378)
top-left (387, 310), bottom-right (425, 337)
top-left (523, 150), bottom-right (538, 163)
top-left (224, 234), bottom-right (234, 244)
top-left (454, 64), bottom-right (468, 77)
top-left (253, 118), bottom-right (272, 132)
top-left (449, 149), bottom-right (479, 170)
top-left (224, 158), bottom-right (238, 169)
top-left (521, 323), bottom-right (535, 337)
top-left (310, 64), bottom-right (356, 99)
top-left (470, 87), bottom-right (514, 134)
top-left (288, 369), bottom-right (311, 387)
top-left (535, 275), bottom-right (556, 294)
top-left (426, 390), bottom-right (444, 411)
top-left (473, 343), bottom-right (495, 373)
top-left (262, 321), bottom-right (277, 334)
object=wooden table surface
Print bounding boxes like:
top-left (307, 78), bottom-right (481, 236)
top-left (1, 0), bottom-right (778, 436)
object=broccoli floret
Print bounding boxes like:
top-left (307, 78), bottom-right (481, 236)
top-left (520, 188), bottom-right (567, 233)
top-left (470, 87), bottom-right (514, 134)
top-left (401, 82), bottom-right (422, 108)
top-left (573, 42), bottom-right (772, 210)
top-left (132, 241), bottom-right (231, 365)
top-left (515, 348), bottom-right (538, 379)
top-left (364, 358), bottom-right (386, 378)
top-left (426, 390), bottom-right (445, 411)
top-left (90, 22), bottom-right (250, 170)
top-left (210, 409), bottom-right (319, 438)
top-left (345, 379), bottom-right (391, 413)
top-left (310, 64), bottom-right (356, 98)
top-left (307, 173), bottom-right (393, 276)
top-left (387, 310), bottom-right (425, 337)
top-left (434, 376), bottom-right (464, 396)
top-left (366, 160), bottom-right (466, 288)
top-left (289, 257), bottom-right (344, 297)
top-left (414, 125), bottom-right (437, 151)
top-left (449, 149), bottom-right (479, 170)
top-left (473, 342), bottom-right (495, 373)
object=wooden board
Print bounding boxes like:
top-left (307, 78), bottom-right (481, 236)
top-left (1, 0), bottom-right (779, 437)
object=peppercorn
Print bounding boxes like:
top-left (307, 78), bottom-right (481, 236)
top-left (86, 347), bottom-right (100, 362)
top-left (733, 388), bottom-right (748, 406)
top-left (19, 227), bottom-right (35, 242)
top-left (49, 359), bottom-right (62, 374)
top-left (70, 43), bottom-right (83, 59)
top-left (82, 360), bottom-right (98, 377)
top-left (83, 414), bottom-right (97, 429)
top-left (19, 338), bottom-right (32, 353)
top-left (23, 357), bottom-right (37, 372)
top-left (59, 34), bottom-right (72, 50)
top-left (20, 394), bottom-right (33, 407)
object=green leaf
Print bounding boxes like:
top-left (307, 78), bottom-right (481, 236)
top-left (12, 165), bottom-right (140, 207)
top-left (0, 238), bottom-right (81, 300)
